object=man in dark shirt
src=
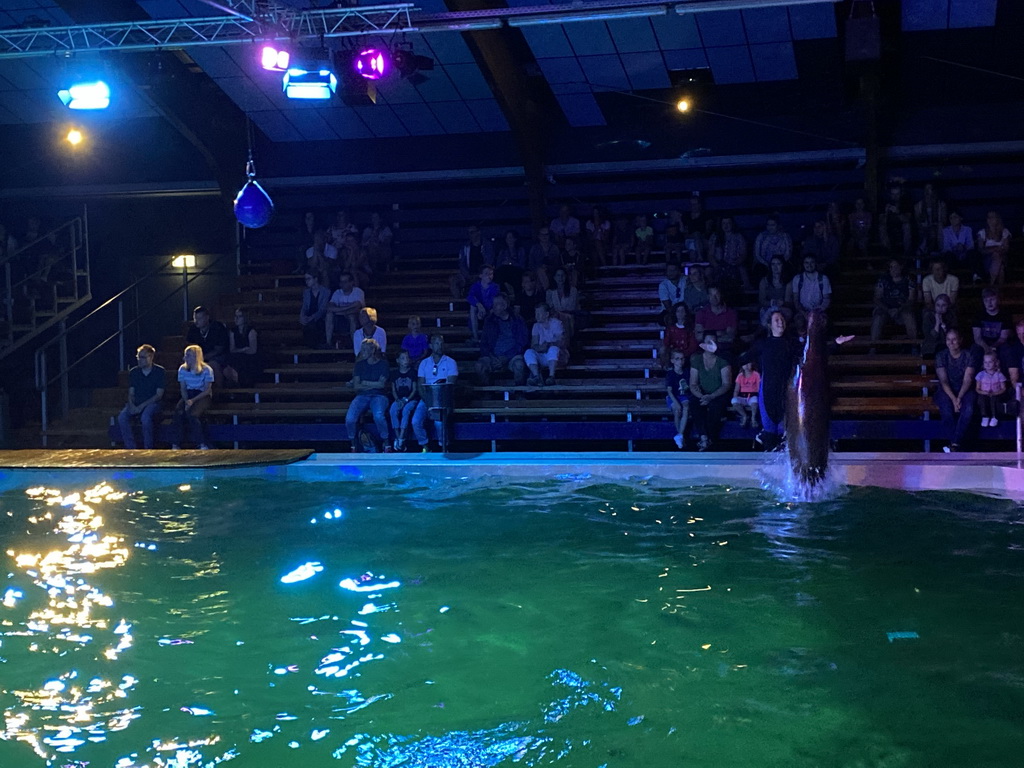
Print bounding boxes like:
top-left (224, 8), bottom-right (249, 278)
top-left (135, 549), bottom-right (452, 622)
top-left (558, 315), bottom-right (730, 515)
top-left (450, 226), bottom-right (494, 300)
top-left (475, 293), bottom-right (528, 386)
top-left (515, 272), bottom-right (543, 323)
top-left (116, 344), bottom-right (167, 449)
top-left (972, 288), bottom-right (1012, 358)
top-left (870, 258), bottom-right (918, 345)
top-left (345, 338), bottom-right (391, 452)
top-left (185, 305), bottom-right (229, 381)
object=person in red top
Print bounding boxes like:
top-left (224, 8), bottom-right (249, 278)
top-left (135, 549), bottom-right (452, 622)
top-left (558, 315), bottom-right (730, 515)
top-left (731, 360), bottom-right (761, 429)
top-left (661, 302), bottom-right (699, 366)
top-left (694, 286), bottom-right (738, 354)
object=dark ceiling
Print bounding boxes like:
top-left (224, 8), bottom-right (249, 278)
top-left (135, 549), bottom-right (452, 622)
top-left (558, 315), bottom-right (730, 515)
top-left (0, 0), bottom-right (1020, 192)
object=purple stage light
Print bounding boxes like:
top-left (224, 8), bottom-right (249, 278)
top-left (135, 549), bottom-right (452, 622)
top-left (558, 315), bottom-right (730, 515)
top-left (353, 48), bottom-right (387, 80)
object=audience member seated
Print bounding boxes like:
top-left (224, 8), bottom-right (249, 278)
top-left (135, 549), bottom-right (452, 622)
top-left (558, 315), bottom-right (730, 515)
top-left (694, 286), bottom-right (738, 356)
top-left (341, 233), bottom-right (371, 288)
top-left (299, 271), bottom-right (330, 348)
top-left (515, 272), bottom-right (544, 323)
top-left (922, 294), bottom-right (956, 358)
top-left (413, 334), bottom-right (458, 451)
top-left (975, 352), bottom-right (1007, 429)
top-left (634, 214), bottom-right (654, 265)
top-left (528, 227), bottom-right (561, 291)
top-left (401, 315), bottom-right (429, 364)
top-left (550, 204), bottom-right (580, 250)
top-left (658, 263), bottom-right (686, 316)
top-left (786, 255), bottom-right (832, 323)
top-left (495, 230), bottom-right (527, 296)
top-left (353, 307), bottom-right (387, 356)
top-left (117, 344), bottom-right (166, 450)
top-left (1003, 318), bottom-right (1024, 389)
top-left (325, 272), bottom-right (365, 348)
top-left (665, 349), bottom-right (690, 449)
top-left (921, 258), bottom-right (958, 338)
top-left (976, 210), bottom-right (1011, 285)
top-left (847, 197), bottom-right (872, 258)
top-left (682, 195), bottom-right (711, 258)
top-left (561, 237), bottom-right (583, 286)
top-left (525, 303), bottom-right (567, 386)
top-left (610, 215), bottom-right (631, 266)
top-left (345, 338), bottom-right (391, 453)
top-left (801, 221), bottom-right (840, 274)
top-left (663, 209), bottom-right (686, 264)
top-left (172, 344), bottom-right (214, 450)
top-left (870, 258), bottom-right (918, 350)
top-left (661, 302), bottom-right (699, 365)
top-left (223, 307), bottom-right (261, 388)
top-left (972, 288), bottom-right (1011, 360)
top-left (475, 293), bottom-right (528, 387)
top-left (684, 266), bottom-right (710, 314)
top-left (708, 216), bottom-right (750, 291)
top-left (825, 201), bottom-right (845, 245)
top-left (362, 212), bottom-right (393, 273)
top-left (914, 183), bottom-right (947, 256)
top-left (328, 209), bottom-right (358, 250)
top-left (185, 305), bottom-right (229, 383)
top-left (688, 335), bottom-right (733, 452)
top-left (390, 349), bottom-right (419, 451)
top-left (731, 360), bottom-right (761, 429)
top-left (293, 211), bottom-right (319, 272)
top-left (941, 211), bottom-right (974, 270)
top-left (545, 267), bottom-right (580, 339)
top-left (451, 226), bottom-right (494, 300)
top-left (585, 207), bottom-right (610, 268)
top-left (758, 255), bottom-right (791, 328)
top-left (753, 216), bottom-right (793, 280)
top-left (306, 229), bottom-right (338, 286)
top-left (934, 328), bottom-right (978, 452)
top-left (880, 181), bottom-right (912, 255)
top-left (468, 265), bottom-right (499, 343)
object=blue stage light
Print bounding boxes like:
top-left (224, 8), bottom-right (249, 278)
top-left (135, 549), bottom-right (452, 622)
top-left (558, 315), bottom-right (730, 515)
top-left (283, 65), bottom-right (337, 100)
top-left (57, 80), bottom-right (110, 110)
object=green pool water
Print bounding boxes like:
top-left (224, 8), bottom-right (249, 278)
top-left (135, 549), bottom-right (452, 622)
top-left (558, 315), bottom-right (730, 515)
top-left (0, 472), bottom-right (1021, 768)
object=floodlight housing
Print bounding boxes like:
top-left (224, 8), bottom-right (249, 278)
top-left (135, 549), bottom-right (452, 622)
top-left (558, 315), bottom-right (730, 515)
top-left (57, 80), bottom-right (110, 110)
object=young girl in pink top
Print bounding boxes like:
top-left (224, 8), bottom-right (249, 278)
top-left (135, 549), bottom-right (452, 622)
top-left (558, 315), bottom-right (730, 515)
top-left (975, 352), bottom-right (1007, 428)
top-left (731, 361), bottom-right (761, 428)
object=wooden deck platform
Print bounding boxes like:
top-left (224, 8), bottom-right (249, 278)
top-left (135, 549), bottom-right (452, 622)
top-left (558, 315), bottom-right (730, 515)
top-left (0, 448), bottom-right (314, 469)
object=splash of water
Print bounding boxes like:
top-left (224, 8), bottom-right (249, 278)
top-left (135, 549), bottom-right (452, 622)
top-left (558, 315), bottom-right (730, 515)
top-left (756, 447), bottom-right (846, 503)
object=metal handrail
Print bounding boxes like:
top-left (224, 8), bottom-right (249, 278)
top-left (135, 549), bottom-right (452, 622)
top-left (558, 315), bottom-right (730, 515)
top-left (35, 250), bottom-right (235, 441)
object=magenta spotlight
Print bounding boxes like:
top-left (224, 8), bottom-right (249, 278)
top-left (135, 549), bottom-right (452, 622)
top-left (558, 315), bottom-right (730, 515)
top-left (261, 45), bottom-right (290, 72)
top-left (353, 48), bottom-right (387, 80)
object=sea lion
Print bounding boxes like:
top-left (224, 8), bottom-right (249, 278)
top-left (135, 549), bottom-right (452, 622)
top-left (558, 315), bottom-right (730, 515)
top-left (786, 309), bottom-right (831, 486)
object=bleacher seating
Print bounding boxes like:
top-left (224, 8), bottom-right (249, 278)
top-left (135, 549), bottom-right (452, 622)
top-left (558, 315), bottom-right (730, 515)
top-left (31, 153), bottom-right (1024, 451)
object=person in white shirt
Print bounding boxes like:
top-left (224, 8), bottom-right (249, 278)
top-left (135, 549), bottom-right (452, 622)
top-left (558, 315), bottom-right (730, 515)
top-left (352, 307), bottom-right (387, 357)
top-left (525, 303), bottom-right (567, 386)
top-left (921, 258), bottom-right (959, 309)
top-left (785, 255), bottom-right (832, 321)
top-left (658, 263), bottom-right (687, 314)
top-left (326, 272), bottom-right (365, 346)
top-left (940, 210), bottom-right (974, 266)
top-left (412, 334), bottom-right (459, 451)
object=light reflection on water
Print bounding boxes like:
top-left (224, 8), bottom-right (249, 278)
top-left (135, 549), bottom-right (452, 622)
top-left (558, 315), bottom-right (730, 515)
top-left (0, 476), bottom-right (1020, 768)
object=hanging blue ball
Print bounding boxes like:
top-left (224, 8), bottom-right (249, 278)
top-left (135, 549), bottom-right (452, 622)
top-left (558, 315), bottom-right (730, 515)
top-left (234, 179), bottom-right (274, 229)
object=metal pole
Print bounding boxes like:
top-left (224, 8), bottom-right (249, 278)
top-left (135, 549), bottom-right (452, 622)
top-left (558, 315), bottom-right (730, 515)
top-left (39, 353), bottom-right (47, 448)
top-left (118, 300), bottom-right (125, 371)
top-left (182, 264), bottom-right (190, 322)
top-left (59, 320), bottom-right (69, 419)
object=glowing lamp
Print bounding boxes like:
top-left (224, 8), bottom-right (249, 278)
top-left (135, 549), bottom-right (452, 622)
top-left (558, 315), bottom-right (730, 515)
top-left (261, 45), bottom-right (290, 72)
top-left (283, 66), bottom-right (337, 100)
top-left (171, 255), bottom-right (196, 269)
top-left (676, 98), bottom-right (691, 113)
top-left (66, 129), bottom-right (83, 145)
top-left (353, 48), bottom-right (387, 80)
top-left (57, 80), bottom-right (110, 110)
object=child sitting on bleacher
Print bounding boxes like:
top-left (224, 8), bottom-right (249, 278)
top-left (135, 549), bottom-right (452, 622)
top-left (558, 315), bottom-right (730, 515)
top-left (666, 350), bottom-right (690, 450)
top-left (731, 361), bottom-right (761, 429)
top-left (390, 350), bottom-right (419, 452)
top-left (401, 316), bottom-right (429, 364)
top-left (975, 352), bottom-right (1007, 428)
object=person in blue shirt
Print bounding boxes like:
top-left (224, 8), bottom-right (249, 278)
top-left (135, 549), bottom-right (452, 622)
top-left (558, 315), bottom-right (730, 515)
top-left (117, 344), bottom-right (166, 449)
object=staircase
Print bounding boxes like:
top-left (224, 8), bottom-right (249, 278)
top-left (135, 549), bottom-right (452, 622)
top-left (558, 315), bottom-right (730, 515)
top-left (0, 215), bottom-right (92, 360)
